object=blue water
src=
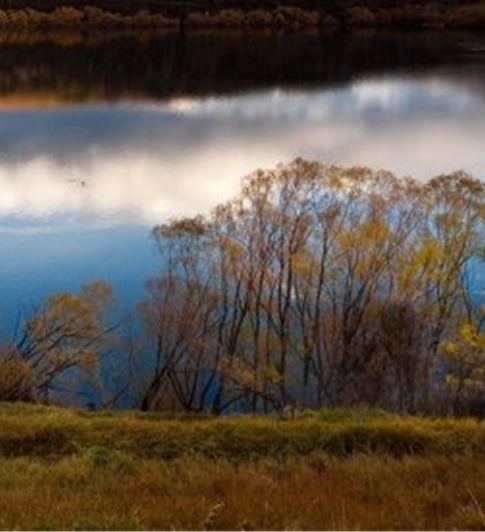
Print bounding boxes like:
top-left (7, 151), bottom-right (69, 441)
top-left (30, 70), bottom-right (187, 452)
top-left (1, 40), bottom-right (485, 331)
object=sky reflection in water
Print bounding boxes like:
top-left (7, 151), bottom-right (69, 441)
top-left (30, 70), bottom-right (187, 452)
top-left (0, 74), bottom-right (484, 321)
top-left (1, 77), bottom-right (484, 226)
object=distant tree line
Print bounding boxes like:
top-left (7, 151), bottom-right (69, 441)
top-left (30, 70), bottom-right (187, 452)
top-left (0, 2), bottom-right (484, 29)
top-left (3, 159), bottom-right (485, 417)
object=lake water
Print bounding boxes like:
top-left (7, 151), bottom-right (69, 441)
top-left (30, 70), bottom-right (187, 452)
top-left (1, 29), bottom-right (485, 329)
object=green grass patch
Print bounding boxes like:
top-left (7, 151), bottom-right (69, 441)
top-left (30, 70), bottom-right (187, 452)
top-left (0, 403), bottom-right (483, 461)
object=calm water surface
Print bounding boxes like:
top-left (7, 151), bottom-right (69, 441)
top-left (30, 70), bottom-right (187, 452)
top-left (1, 29), bottom-right (485, 327)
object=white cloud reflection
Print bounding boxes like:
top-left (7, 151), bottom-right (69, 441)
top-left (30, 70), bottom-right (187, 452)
top-left (0, 76), bottom-right (484, 231)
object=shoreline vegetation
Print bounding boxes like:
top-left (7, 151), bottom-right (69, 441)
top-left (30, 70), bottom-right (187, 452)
top-left (0, 3), bottom-right (484, 31)
top-left (3, 403), bottom-right (485, 461)
top-left (2, 404), bottom-right (485, 529)
top-left (3, 160), bottom-right (485, 416)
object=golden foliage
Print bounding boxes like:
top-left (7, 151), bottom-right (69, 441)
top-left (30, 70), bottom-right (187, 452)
top-left (0, 360), bottom-right (32, 401)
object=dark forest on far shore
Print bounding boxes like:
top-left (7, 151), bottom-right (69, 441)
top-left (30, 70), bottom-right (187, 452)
top-left (0, 0), bottom-right (483, 30)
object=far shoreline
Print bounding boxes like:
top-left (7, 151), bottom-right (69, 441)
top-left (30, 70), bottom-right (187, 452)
top-left (0, 3), bottom-right (484, 32)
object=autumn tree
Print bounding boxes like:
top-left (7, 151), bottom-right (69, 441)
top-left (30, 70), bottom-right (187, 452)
top-left (142, 159), bottom-right (485, 415)
top-left (0, 281), bottom-right (115, 404)
top-left (135, 216), bottom-right (221, 412)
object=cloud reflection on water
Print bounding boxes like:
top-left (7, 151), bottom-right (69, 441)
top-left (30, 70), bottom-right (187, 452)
top-left (0, 76), bottom-right (484, 230)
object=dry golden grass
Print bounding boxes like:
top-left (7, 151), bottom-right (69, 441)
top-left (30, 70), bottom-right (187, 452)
top-left (1, 453), bottom-right (485, 529)
top-left (1, 404), bottom-right (485, 529)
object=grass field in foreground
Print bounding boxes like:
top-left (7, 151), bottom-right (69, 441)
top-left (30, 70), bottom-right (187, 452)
top-left (1, 404), bottom-right (485, 529)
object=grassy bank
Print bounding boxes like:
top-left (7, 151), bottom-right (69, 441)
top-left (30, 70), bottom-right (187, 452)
top-left (2, 404), bottom-right (485, 529)
top-left (2, 403), bottom-right (485, 461)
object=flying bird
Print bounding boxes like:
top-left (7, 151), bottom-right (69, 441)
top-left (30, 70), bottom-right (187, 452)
top-left (67, 179), bottom-right (87, 187)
